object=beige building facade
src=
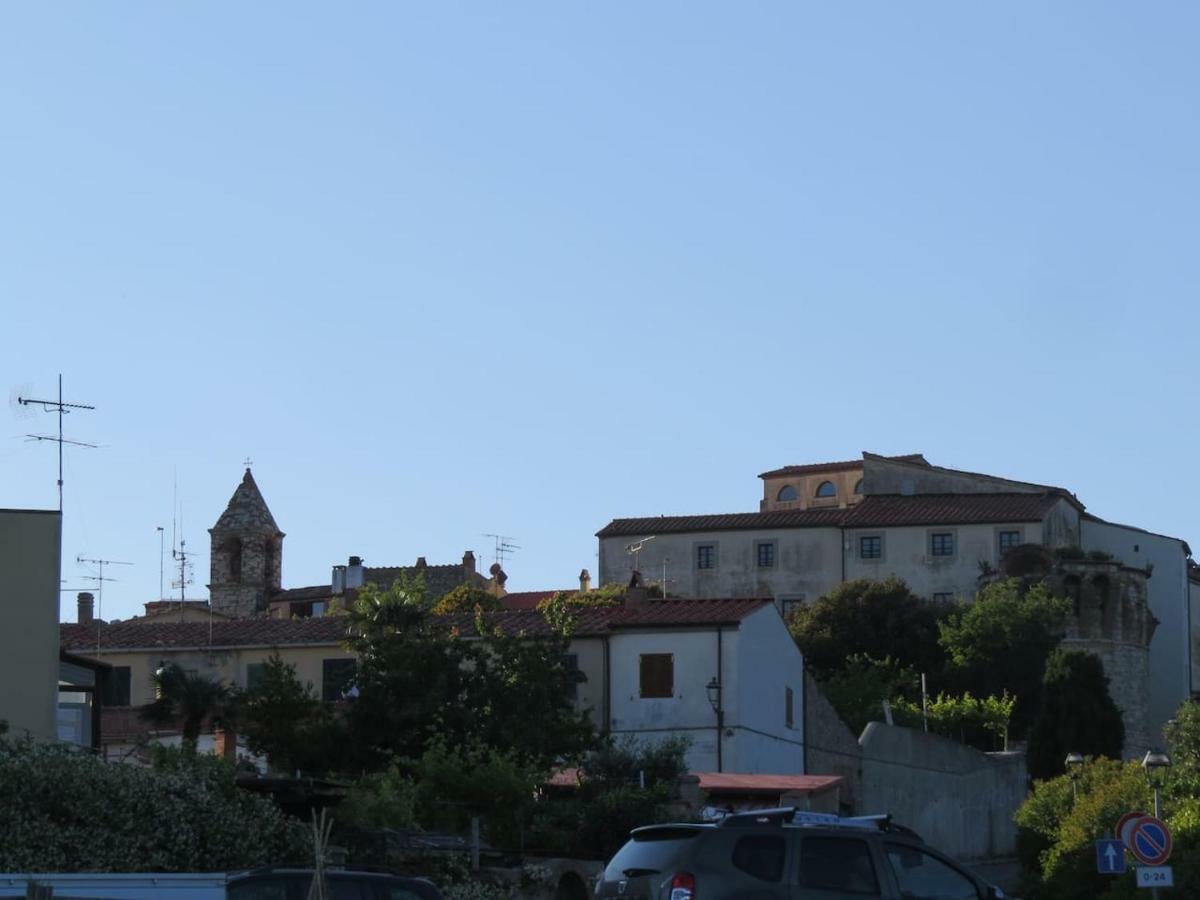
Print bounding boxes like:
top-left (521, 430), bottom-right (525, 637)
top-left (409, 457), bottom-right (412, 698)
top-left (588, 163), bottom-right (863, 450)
top-left (0, 509), bottom-right (62, 741)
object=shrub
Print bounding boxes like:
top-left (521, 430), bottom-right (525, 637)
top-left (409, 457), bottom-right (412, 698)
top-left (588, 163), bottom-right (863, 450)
top-left (0, 736), bottom-right (306, 872)
top-left (817, 655), bottom-right (919, 736)
top-left (1026, 650), bottom-right (1124, 780)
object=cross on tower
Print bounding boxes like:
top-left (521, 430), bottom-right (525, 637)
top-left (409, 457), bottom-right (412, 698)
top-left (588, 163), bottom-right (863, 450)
top-left (243, 457), bottom-right (253, 468)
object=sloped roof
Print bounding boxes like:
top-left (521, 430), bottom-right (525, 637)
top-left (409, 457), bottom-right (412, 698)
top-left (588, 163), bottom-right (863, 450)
top-left (443, 598), bottom-right (774, 638)
top-left (597, 509), bottom-right (846, 538)
top-left (501, 590), bottom-right (567, 611)
top-left (696, 773), bottom-right (844, 795)
top-left (61, 616), bottom-right (349, 652)
top-left (269, 585), bottom-right (334, 604)
top-left (842, 493), bottom-right (1066, 528)
top-left (211, 469), bottom-right (282, 534)
top-left (598, 492), bottom-right (1067, 538)
top-left (364, 564), bottom-right (485, 600)
top-left (759, 454), bottom-right (928, 480)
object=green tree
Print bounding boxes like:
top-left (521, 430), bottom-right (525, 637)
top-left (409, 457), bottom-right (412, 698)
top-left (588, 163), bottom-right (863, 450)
top-left (787, 578), bottom-right (953, 679)
top-left (237, 651), bottom-right (344, 775)
top-left (431, 584), bottom-right (505, 615)
top-left (0, 735), bottom-right (305, 871)
top-left (139, 663), bottom-right (233, 755)
top-left (817, 655), bottom-right (920, 736)
top-left (1026, 649), bottom-right (1124, 780)
top-left (938, 578), bottom-right (1070, 737)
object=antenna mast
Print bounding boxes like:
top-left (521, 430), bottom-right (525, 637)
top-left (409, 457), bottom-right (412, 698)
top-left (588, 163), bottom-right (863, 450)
top-left (76, 555), bottom-right (133, 625)
top-left (483, 533), bottom-right (520, 569)
top-left (18, 374), bottom-right (96, 512)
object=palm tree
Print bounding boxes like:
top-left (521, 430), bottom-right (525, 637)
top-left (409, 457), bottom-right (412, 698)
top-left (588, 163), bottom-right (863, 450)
top-left (140, 663), bottom-right (233, 755)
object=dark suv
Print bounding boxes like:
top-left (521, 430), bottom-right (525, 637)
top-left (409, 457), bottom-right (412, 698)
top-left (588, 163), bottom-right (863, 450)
top-left (596, 807), bottom-right (1005, 900)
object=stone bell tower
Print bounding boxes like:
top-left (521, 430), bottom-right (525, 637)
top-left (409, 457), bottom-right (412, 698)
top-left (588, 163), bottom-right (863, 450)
top-left (208, 469), bottom-right (285, 617)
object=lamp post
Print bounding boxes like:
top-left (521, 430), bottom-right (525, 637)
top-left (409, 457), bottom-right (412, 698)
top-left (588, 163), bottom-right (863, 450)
top-left (1065, 752), bottom-right (1084, 802)
top-left (705, 677), bottom-right (724, 773)
top-left (1142, 749), bottom-right (1172, 819)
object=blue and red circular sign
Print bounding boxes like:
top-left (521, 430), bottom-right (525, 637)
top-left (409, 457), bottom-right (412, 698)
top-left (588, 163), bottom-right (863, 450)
top-left (1117, 813), bottom-right (1173, 866)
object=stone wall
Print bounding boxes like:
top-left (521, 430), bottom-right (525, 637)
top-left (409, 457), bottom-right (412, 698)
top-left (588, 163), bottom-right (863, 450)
top-left (859, 723), bottom-right (1027, 862)
top-left (803, 670), bottom-right (862, 812)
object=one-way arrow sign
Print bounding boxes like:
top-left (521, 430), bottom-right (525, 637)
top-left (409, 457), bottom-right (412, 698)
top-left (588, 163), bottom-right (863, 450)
top-left (1096, 839), bottom-right (1127, 874)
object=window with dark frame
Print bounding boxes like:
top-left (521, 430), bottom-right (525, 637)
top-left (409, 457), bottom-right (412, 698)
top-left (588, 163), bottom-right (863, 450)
top-left (930, 532), bottom-right (954, 557)
top-left (815, 480), bottom-right (837, 498)
top-left (639, 653), bottom-right (673, 698)
top-left (859, 536), bottom-right (882, 559)
top-left (998, 530), bottom-right (1021, 555)
top-left (777, 485), bottom-right (798, 502)
top-left (756, 542), bottom-right (775, 568)
top-left (696, 544), bottom-right (716, 570)
top-left (321, 658), bottom-right (357, 702)
top-left (932, 592), bottom-right (954, 603)
top-left (102, 666), bottom-right (131, 706)
top-left (785, 686), bottom-right (794, 729)
top-left (246, 662), bottom-right (267, 691)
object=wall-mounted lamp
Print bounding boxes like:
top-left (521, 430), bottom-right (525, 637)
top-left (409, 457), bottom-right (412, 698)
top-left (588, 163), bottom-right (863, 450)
top-left (705, 677), bottom-right (722, 714)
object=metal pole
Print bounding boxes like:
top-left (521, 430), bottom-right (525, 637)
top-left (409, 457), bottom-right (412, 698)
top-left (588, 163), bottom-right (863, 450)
top-left (57, 374), bottom-right (63, 512)
top-left (1153, 784), bottom-right (1161, 900)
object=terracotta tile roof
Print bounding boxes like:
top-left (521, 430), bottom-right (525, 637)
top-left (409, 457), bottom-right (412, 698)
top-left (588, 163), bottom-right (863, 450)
top-left (597, 509), bottom-right (846, 538)
top-left (443, 598), bottom-right (773, 638)
top-left (501, 590), bottom-right (567, 611)
top-left (695, 773), bottom-right (844, 794)
top-left (759, 454), bottom-right (928, 480)
top-left (60, 616), bottom-right (350, 652)
top-left (364, 564), bottom-right (487, 600)
top-left (842, 493), bottom-right (1066, 528)
top-left (269, 585), bottom-right (334, 604)
top-left (599, 492), bottom-right (1069, 537)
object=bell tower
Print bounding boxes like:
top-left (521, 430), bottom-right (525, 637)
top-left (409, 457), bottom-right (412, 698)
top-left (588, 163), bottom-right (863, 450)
top-left (208, 468), bottom-right (285, 617)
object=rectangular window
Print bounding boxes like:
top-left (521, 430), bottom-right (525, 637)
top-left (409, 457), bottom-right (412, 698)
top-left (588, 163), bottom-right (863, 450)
top-left (322, 658), bottom-right (357, 702)
top-left (799, 837), bottom-right (880, 894)
top-left (101, 666), bottom-right (131, 706)
top-left (756, 542), bottom-right (775, 568)
top-left (859, 536), bottom-right (882, 560)
top-left (696, 544), bottom-right (716, 570)
top-left (998, 530), bottom-right (1021, 556)
top-left (779, 596), bottom-right (805, 620)
top-left (246, 662), bottom-right (267, 691)
top-left (562, 653), bottom-right (579, 701)
top-left (932, 592), bottom-right (954, 603)
top-left (930, 533), bottom-right (955, 557)
top-left (785, 686), bottom-right (794, 729)
top-left (639, 654), bottom-right (674, 698)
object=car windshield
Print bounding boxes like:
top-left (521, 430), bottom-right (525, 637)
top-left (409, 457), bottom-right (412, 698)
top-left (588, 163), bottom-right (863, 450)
top-left (604, 828), bottom-right (703, 880)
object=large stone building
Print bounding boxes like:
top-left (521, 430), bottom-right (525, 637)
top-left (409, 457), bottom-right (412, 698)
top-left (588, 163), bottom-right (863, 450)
top-left (597, 452), bottom-right (1195, 751)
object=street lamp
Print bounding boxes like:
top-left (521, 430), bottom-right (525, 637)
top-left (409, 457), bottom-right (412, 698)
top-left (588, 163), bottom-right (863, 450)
top-left (705, 677), bottom-right (724, 773)
top-left (1065, 752), bottom-right (1084, 801)
top-left (1142, 749), bottom-right (1172, 818)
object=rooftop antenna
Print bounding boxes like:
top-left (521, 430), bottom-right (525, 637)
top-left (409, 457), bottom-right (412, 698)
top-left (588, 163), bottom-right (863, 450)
top-left (624, 536), bottom-right (656, 573)
top-left (483, 533), bottom-right (520, 569)
top-left (16, 375), bottom-right (96, 512)
top-left (76, 555), bottom-right (133, 629)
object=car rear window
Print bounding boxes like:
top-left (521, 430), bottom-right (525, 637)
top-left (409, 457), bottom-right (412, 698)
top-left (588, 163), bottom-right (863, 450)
top-left (798, 836), bottom-right (880, 895)
top-left (732, 834), bottom-right (786, 882)
top-left (604, 828), bottom-right (703, 880)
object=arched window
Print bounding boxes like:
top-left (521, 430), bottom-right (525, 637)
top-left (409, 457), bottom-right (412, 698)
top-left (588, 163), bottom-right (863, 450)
top-left (854, 479), bottom-right (864, 495)
top-left (777, 485), bottom-right (798, 502)
top-left (228, 538), bottom-right (243, 583)
top-left (815, 481), bottom-right (837, 498)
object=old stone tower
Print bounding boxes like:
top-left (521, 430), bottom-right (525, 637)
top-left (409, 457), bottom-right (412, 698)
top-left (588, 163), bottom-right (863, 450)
top-left (995, 546), bottom-right (1157, 758)
top-left (208, 469), bottom-right (284, 617)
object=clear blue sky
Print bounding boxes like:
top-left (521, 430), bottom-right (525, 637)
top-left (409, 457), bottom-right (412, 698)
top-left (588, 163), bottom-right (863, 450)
top-left (2, 3), bottom-right (1197, 623)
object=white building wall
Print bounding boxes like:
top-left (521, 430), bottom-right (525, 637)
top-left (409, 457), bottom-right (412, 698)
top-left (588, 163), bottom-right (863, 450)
top-left (844, 522), bottom-right (1040, 600)
top-left (1081, 519), bottom-right (1191, 740)
top-left (1191, 577), bottom-right (1200, 697)
top-left (598, 528), bottom-right (842, 601)
top-left (606, 610), bottom-right (806, 773)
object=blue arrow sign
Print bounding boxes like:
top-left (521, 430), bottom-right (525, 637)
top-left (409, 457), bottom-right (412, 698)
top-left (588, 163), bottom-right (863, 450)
top-left (1096, 839), bottom-right (1126, 874)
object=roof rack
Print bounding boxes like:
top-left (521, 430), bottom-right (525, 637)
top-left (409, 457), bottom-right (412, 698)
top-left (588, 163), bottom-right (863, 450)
top-left (718, 807), bottom-right (921, 839)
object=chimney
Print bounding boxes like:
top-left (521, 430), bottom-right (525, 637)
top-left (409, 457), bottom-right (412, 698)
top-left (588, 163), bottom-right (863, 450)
top-left (415, 556), bottom-right (428, 569)
top-left (579, 569), bottom-right (591, 593)
top-left (463, 550), bottom-right (476, 577)
top-left (625, 571), bottom-right (649, 609)
top-left (332, 565), bottom-right (345, 594)
top-left (345, 556), bottom-right (365, 590)
top-left (77, 592), bottom-right (94, 624)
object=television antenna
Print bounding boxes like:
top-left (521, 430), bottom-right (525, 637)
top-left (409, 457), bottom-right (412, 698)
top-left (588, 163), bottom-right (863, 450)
top-left (483, 533), bottom-right (520, 568)
top-left (76, 555), bottom-right (133, 624)
top-left (16, 375), bottom-right (96, 512)
top-left (624, 536), bottom-right (655, 571)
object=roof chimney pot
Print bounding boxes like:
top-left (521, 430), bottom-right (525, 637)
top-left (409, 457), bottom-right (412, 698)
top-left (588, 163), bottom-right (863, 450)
top-left (77, 592), bottom-right (95, 624)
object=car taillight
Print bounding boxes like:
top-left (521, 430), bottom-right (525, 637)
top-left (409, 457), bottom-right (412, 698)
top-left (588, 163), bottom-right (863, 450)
top-left (669, 872), bottom-right (695, 900)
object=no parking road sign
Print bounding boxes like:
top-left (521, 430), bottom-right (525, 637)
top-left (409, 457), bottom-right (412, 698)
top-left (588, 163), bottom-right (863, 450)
top-left (1116, 812), bottom-right (1173, 867)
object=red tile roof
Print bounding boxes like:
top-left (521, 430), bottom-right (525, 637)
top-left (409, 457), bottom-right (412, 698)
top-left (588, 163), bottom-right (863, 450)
top-left (597, 509), bottom-right (846, 538)
top-left (501, 590), bottom-right (567, 611)
top-left (60, 616), bottom-right (350, 652)
top-left (443, 598), bottom-right (774, 638)
top-left (842, 493), bottom-right (1065, 528)
top-left (695, 773), bottom-right (844, 795)
top-left (598, 492), bottom-right (1069, 537)
top-left (759, 454), bottom-right (927, 480)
